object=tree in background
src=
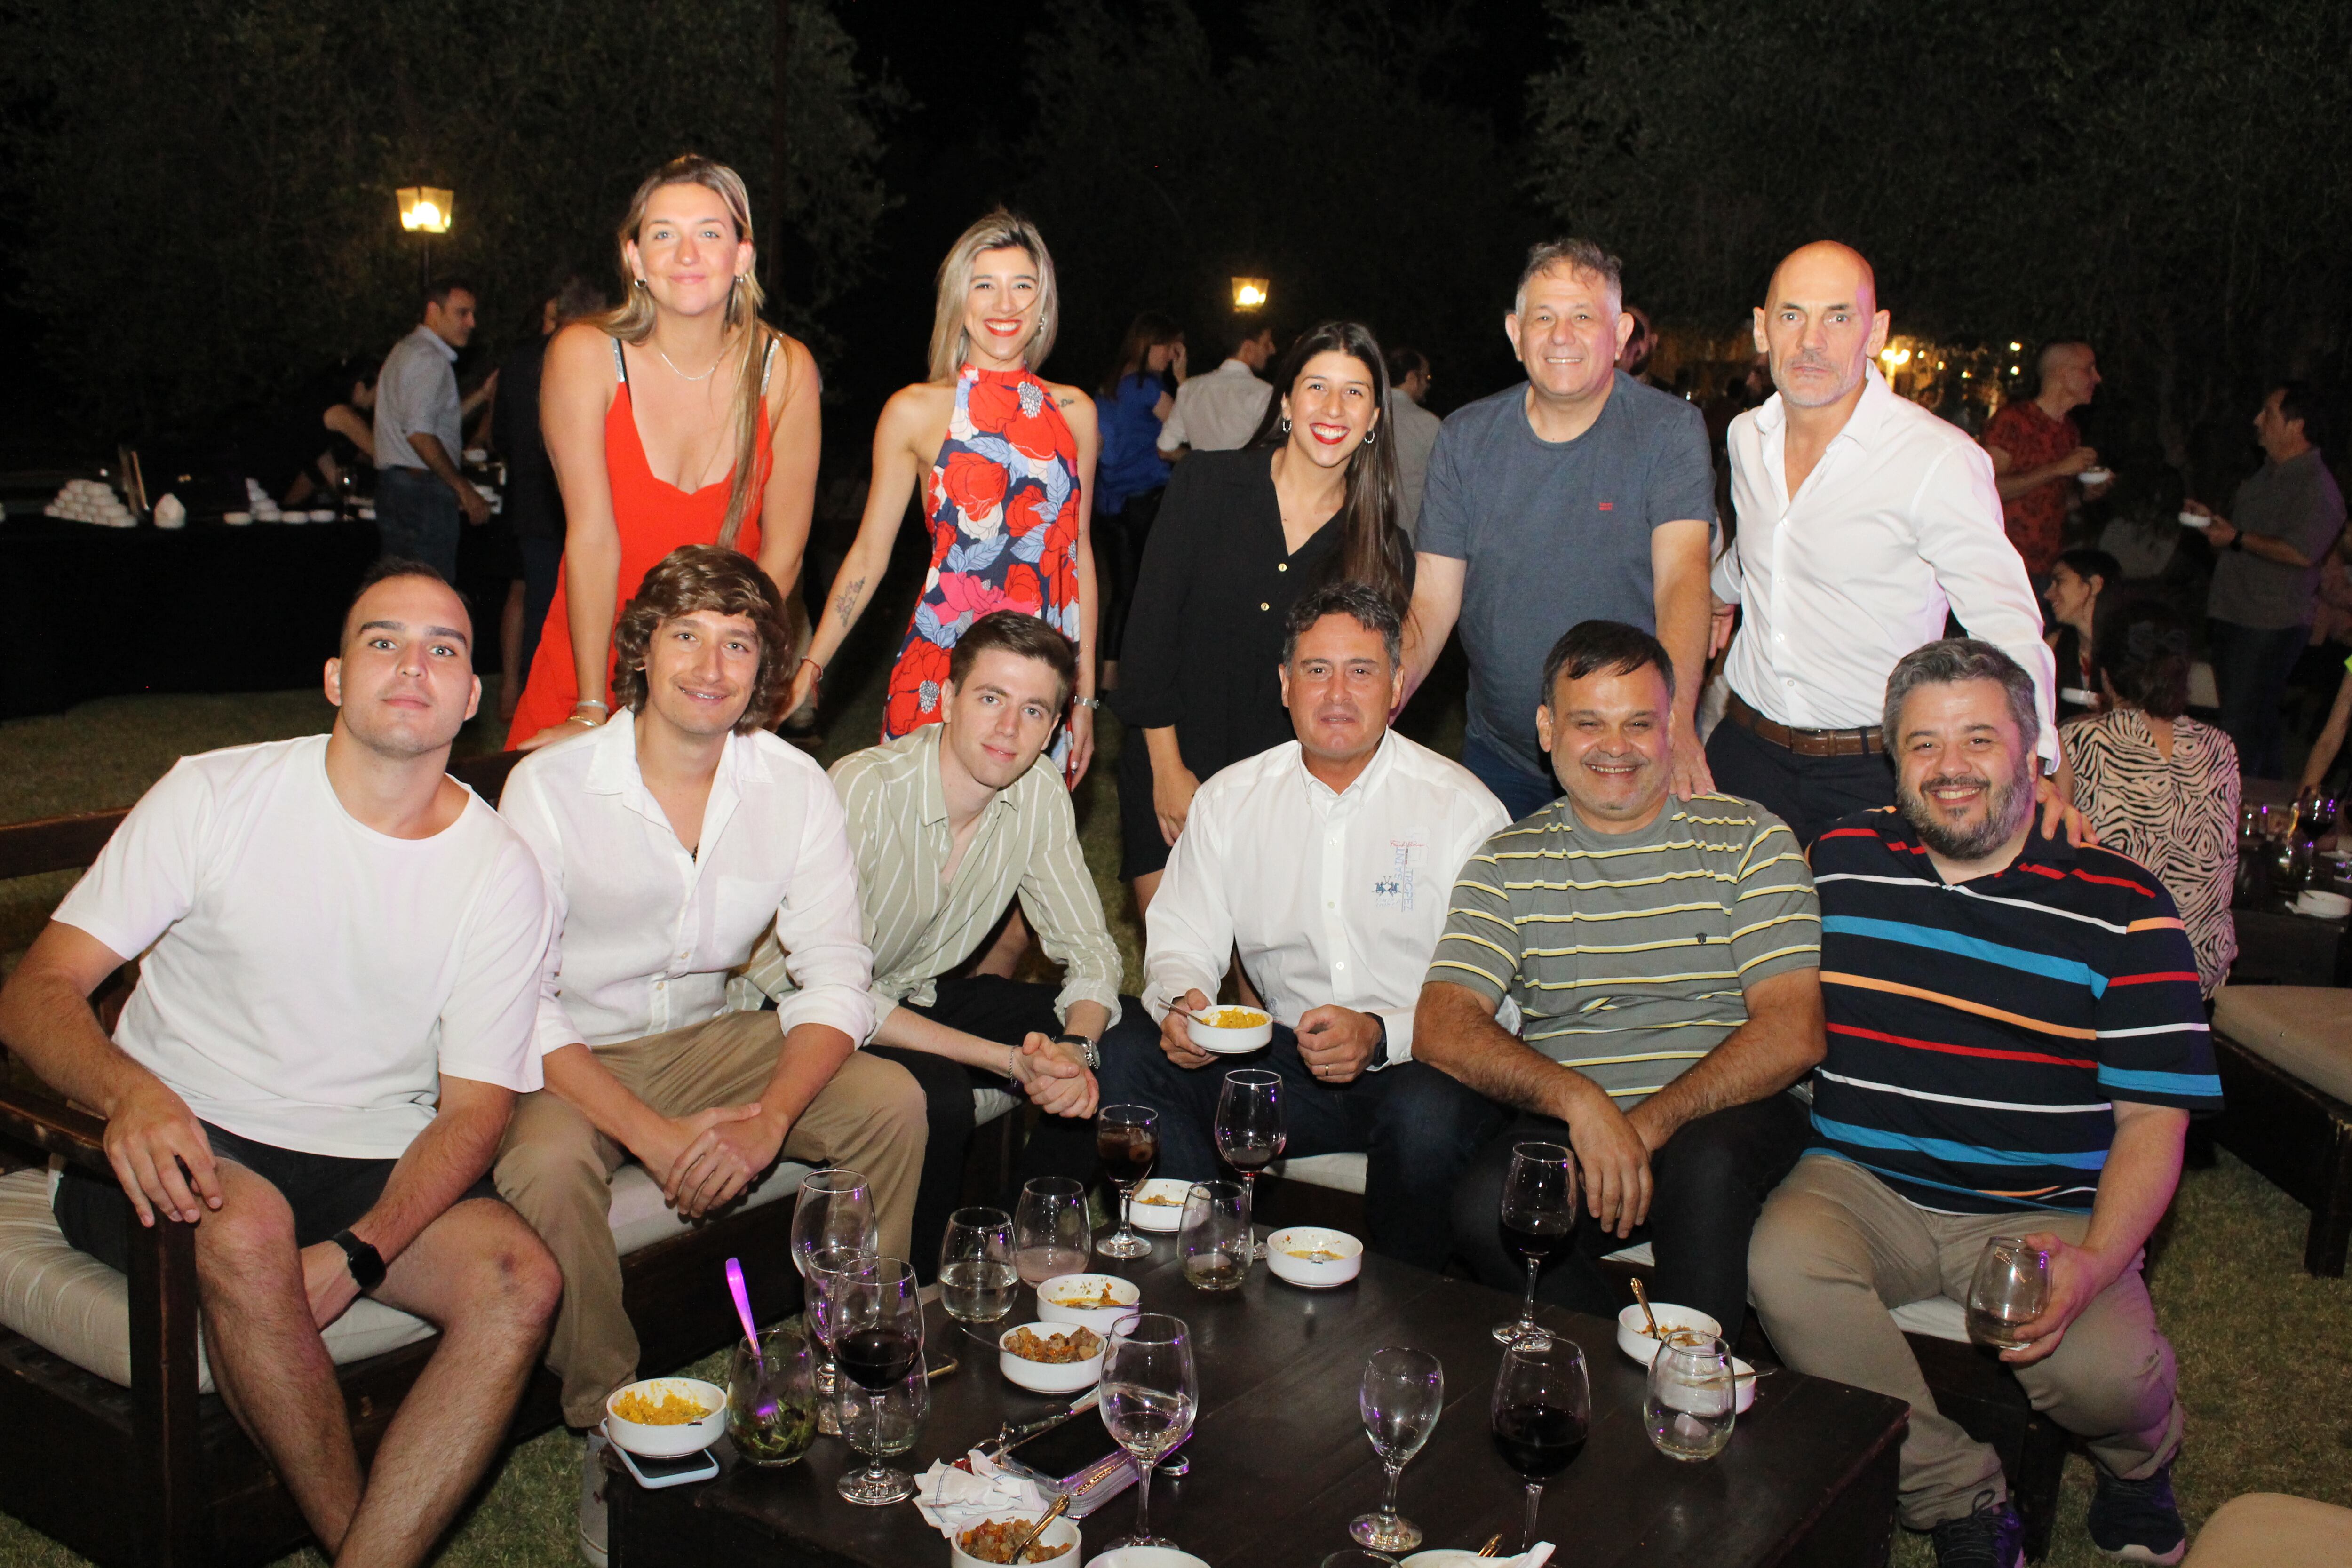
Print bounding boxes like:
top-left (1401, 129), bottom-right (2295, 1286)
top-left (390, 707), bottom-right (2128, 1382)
top-left (1, 0), bottom-right (900, 438)
top-left (1528, 0), bottom-right (2352, 494)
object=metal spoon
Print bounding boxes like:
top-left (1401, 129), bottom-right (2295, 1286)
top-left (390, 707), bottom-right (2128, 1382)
top-left (1007, 1491), bottom-right (1071, 1563)
top-left (1629, 1276), bottom-right (1662, 1342)
top-left (1477, 1533), bottom-right (1504, 1556)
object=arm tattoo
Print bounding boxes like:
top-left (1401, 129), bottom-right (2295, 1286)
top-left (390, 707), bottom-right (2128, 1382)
top-left (832, 576), bottom-right (865, 628)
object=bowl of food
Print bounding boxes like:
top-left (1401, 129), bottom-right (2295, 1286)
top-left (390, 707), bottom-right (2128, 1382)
top-left (2177, 509), bottom-right (2210, 529)
top-left (1126, 1178), bottom-right (1192, 1233)
top-left (1264, 1226), bottom-right (1363, 1289)
top-left (952, 1512), bottom-right (1082, 1566)
top-left (1615, 1303), bottom-right (1724, 1368)
top-left (1036, 1273), bottom-right (1144, 1336)
top-left (2077, 467), bottom-right (2113, 486)
top-left (603, 1376), bottom-right (728, 1458)
top-left (1085, 1550), bottom-right (1211, 1568)
top-left (998, 1322), bottom-right (1107, 1394)
top-left (1185, 1005), bottom-right (1272, 1054)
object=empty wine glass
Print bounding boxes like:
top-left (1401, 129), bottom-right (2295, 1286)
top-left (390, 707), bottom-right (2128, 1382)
top-left (1644, 1332), bottom-right (1736, 1461)
top-left (1098, 1312), bottom-right (1198, 1551)
top-left (1966, 1235), bottom-right (2051, 1352)
top-left (1494, 1142), bottom-right (1577, 1344)
top-left (1214, 1069), bottom-right (1284, 1261)
top-left (1177, 1179), bottom-right (1251, 1292)
top-left (1015, 1175), bottom-right (1093, 1286)
top-left (939, 1206), bottom-right (1018, 1343)
top-left (1350, 1346), bottom-right (1444, 1552)
top-left (791, 1170), bottom-right (876, 1281)
top-left (828, 1256), bottom-right (925, 1504)
top-left (1490, 1334), bottom-right (1590, 1553)
top-left (1097, 1104), bottom-right (1160, 1259)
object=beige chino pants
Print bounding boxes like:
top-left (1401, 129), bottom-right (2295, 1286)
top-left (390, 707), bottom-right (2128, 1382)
top-left (494, 1011), bottom-right (926, 1427)
top-left (1748, 1154), bottom-right (2183, 1531)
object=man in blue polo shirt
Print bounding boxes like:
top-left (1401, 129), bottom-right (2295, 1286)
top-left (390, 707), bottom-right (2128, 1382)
top-left (1748, 639), bottom-right (2218, 1568)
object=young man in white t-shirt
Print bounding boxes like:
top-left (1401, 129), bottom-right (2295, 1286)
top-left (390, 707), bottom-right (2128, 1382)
top-left (0, 561), bottom-right (561, 1568)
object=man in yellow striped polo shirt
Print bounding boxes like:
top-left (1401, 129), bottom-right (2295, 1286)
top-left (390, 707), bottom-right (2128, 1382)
top-left (1416, 620), bottom-right (1823, 1337)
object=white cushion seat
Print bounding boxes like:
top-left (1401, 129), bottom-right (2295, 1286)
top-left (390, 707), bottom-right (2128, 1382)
top-left (2211, 984), bottom-right (2352, 1106)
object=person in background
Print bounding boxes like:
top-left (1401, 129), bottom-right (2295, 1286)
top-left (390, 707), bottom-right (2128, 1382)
top-left (1100, 583), bottom-right (1510, 1268)
top-left (495, 275), bottom-right (608, 721)
top-left (1382, 344), bottom-right (1442, 540)
top-left (1113, 320), bottom-right (1414, 914)
top-left (2062, 600), bottom-right (2241, 995)
top-left (1159, 323), bottom-right (1277, 457)
top-left (1983, 342), bottom-right (2109, 580)
top-left (239, 356), bottom-right (380, 509)
top-left (1616, 304), bottom-right (1661, 387)
top-left (2190, 381), bottom-right (2348, 778)
top-left (1402, 239), bottom-right (1718, 820)
top-left (374, 277), bottom-right (495, 579)
top-left (2045, 546), bottom-right (2122, 722)
top-left (1706, 241), bottom-right (2056, 845)
top-left (1093, 311), bottom-right (1184, 683)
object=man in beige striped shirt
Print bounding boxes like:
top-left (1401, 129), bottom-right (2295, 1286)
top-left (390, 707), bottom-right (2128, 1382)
top-left (1415, 620), bottom-right (1823, 1338)
top-left (746, 613), bottom-right (1132, 1269)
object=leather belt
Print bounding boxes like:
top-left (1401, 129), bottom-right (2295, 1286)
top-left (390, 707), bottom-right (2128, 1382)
top-left (1724, 692), bottom-right (1884, 757)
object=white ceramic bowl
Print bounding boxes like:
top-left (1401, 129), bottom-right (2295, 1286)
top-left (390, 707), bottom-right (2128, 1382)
top-left (1264, 1226), bottom-right (1363, 1289)
top-left (999, 1322), bottom-right (1107, 1394)
top-left (1185, 1006), bottom-right (1273, 1054)
top-left (308, 509), bottom-right (338, 522)
top-left (1615, 1302), bottom-right (1724, 1366)
top-left (1085, 1550), bottom-right (1210, 1568)
top-left (1728, 1356), bottom-right (1760, 1415)
top-left (2078, 468), bottom-right (2113, 486)
top-left (223, 511), bottom-right (252, 525)
top-left (2177, 509), bottom-right (2210, 529)
top-left (951, 1512), bottom-right (1082, 1568)
top-left (602, 1376), bottom-right (727, 1458)
top-left (1403, 1553), bottom-right (1492, 1567)
top-left (1126, 1178), bottom-right (1191, 1233)
top-left (2295, 888), bottom-right (2350, 919)
top-left (1035, 1273), bottom-right (1144, 1336)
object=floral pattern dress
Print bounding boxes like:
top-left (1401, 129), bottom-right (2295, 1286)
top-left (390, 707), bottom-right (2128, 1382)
top-left (883, 364), bottom-right (1084, 742)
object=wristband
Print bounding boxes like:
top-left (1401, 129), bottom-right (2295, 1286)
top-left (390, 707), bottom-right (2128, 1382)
top-left (329, 1229), bottom-right (387, 1292)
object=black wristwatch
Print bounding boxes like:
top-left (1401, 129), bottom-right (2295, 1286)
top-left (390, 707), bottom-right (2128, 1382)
top-left (1054, 1031), bottom-right (1103, 1070)
top-left (1374, 1016), bottom-right (1395, 1067)
top-left (329, 1229), bottom-right (387, 1292)
top-left (2228, 531), bottom-right (2245, 552)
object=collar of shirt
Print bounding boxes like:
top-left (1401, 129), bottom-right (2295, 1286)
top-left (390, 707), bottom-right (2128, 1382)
top-left (406, 322), bottom-right (458, 363)
top-left (908, 721), bottom-right (1017, 836)
top-left (1212, 358), bottom-right (1257, 379)
top-left (580, 713), bottom-right (755, 852)
top-left (1857, 801), bottom-right (2077, 886)
top-left (1291, 726), bottom-right (1400, 809)
top-left (1749, 364), bottom-right (1900, 478)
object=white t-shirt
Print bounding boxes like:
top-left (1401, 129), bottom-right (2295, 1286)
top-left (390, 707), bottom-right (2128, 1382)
top-left (53, 736), bottom-right (551, 1158)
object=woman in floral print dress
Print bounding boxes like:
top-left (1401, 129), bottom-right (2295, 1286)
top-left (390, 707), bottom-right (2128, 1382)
top-left (792, 210), bottom-right (1101, 778)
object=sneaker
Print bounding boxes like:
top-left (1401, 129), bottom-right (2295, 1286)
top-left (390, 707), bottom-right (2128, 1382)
top-left (2088, 1462), bottom-right (2187, 1564)
top-left (577, 1430), bottom-right (610, 1568)
top-left (1931, 1490), bottom-right (2025, 1568)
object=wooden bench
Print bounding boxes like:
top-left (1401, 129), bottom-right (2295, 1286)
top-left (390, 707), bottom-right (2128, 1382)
top-left (2209, 984), bottom-right (2352, 1276)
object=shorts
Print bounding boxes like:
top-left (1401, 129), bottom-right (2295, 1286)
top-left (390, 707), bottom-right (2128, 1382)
top-left (53, 1120), bottom-right (500, 1278)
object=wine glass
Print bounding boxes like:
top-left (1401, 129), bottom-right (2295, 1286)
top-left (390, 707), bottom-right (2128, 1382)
top-left (939, 1206), bottom-right (1018, 1343)
top-left (1014, 1175), bottom-right (1092, 1286)
top-left (1644, 1332), bottom-right (1736, 1462)
top-left (791, 1169), bottom-right (876, 1281)
top-left (836, 1359), bottom-right (930, 1506)
top-left (1100, 1313), bottom-right (1198, 1550)
top-left (827, 1256), bottom-right (926, 1504)
top-left (1490, 1335), bottom-right (1590, 1553)
top-left (1177, 1180), bottom-right (1250, 1291)
top-left (801, 1244), bottom-right (874, 1436)
top-left (1966, 1235), bottom-right (2051, 1352)
top-left (1494, 1142), bottom-right (1578, 1344)
top-left (1350, 1346), bottom-right (1444, 1552)
top-left (1097, 1105), bottom-right (1160, 1259)
top-left (1214, 1069), bottom-right (1284, 1262)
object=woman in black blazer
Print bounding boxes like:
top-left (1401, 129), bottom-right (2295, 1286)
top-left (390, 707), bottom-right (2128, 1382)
top-left (1111, 320), bottom-right (1413, 907)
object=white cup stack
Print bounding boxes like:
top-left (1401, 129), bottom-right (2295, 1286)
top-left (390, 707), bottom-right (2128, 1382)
top-left (42, 478), bottom-right (136, 528)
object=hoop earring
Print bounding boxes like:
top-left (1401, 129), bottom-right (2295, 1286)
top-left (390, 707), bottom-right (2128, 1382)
top-left (1365, 427), bottom-right (1378, 446)
top-left (1280, 417), bottom-right (1292, 434)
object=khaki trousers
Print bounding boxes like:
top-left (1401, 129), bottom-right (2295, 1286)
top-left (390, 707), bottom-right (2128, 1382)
top-left (493, 1012), bottom-right (926, 1427)
top-left (1749, 1154), bottom-right (2182, 1530)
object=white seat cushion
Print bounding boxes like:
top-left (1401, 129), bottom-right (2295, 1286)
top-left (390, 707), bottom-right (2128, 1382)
top-left (2212, 984), bottom-right (2352, 1106)
top-left (1890, 1295), bottom-right (1971, 1343)
top-left (1272, 1152), bottom-right (1367, 1193)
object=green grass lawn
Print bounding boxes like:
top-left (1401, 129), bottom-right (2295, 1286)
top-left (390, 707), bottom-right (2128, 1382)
top-left (1, 661), bottom-right (2346, 1567)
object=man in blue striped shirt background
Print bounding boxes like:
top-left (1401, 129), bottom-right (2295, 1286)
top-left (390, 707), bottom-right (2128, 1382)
top-left (1749, 639), bottom-right (2220, 1568)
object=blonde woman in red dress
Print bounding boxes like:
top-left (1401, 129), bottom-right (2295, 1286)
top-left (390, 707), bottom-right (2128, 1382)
top-left (508, 154), bottom-right (820, 749)
top-left (790, 210), bottom-right (1101, 781)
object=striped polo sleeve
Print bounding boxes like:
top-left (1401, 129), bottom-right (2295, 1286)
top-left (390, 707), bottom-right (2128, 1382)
top-left (2089, 858), bottom-right (2222, 1108)
top-left (1425, 819), bottom-right (1531, 1009)
top-left (1724, 806), bottom-right (1821, 983)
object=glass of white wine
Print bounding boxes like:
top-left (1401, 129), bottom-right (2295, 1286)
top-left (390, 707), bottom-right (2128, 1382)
top-left (1966, 1235), bottom-right (2050, 1352)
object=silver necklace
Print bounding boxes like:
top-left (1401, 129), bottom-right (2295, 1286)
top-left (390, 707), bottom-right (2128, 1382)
top-left (654, 344), bottom-right (723, 382)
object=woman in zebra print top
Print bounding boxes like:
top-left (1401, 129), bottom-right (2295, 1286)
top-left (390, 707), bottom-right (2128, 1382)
top-left (2059, 600), bottom-right (2241, 995)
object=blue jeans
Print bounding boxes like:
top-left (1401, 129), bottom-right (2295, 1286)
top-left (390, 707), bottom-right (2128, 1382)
top-left (1096, 1012), bottom-right (1509, 1270)
top-left (1461, 732), bottom-right (1558, 822)
top-left (2209, 617), bottom-right (2309, 779)
top-left (374, 465), bottom-right (461, 581)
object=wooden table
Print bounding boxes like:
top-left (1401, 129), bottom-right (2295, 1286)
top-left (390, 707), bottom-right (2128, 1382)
top-left (609, 1233), bottom-right (1907, 1567)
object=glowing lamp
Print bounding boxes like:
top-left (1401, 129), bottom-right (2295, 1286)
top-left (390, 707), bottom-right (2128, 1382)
top-left (1231, 277), bottom-right (1270, 311)
top-left (2008, 341), bottom-right (2022, 352)
top-left (398, 187), bottom-right (454, 234)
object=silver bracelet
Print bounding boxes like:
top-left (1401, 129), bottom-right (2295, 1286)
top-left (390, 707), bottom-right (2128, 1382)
top-left (573, 699), bottom-right (610, 713)
top-left (1072, 696), bottom-right (1102, 711)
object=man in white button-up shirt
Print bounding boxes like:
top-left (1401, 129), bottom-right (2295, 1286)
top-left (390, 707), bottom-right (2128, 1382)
top-left (1706, 241), bottom-right (2056, 846)
top-left (1098, 582), bottom-right (1511, 1267)
top-left (493, 548), bottom-right (923, 1460)
top-left (1157, 326), bottom-right (1275, 455)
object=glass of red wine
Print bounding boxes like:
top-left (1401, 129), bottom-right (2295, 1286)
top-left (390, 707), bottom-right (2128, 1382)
top-left (1494, 1141), bottom-right (1577, 1345)
top-left (1214, 1069), bottom-right (1284, 1262)
top-left (1490, 1333), bottom-right (1590, 1552)
top-left (826, 1256), bottom-right (925, 1504)
top-left (1097, 1104), bottom-right (1159, 1259)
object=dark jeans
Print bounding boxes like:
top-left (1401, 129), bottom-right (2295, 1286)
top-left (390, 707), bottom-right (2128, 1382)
top-left (516, 534), bottom-right (564, 690)
top-left (2209, 617), bottom-right (2309, 779)
top-left (869, 976), bottom-right (1123, 1281)
top-left (1097, 487), bottom-right (1163, 663)
top-left (1705, 714), bottom-right (1896, 848)
top-left (1096, 1013), bottom-right (1510, 1271)
top-left (1461, 732), bottom-right (1558, 822)
top-left (1452, 1091), bottom-right (1812, 1339)
top-left (374, 465), bottom-right (462, 581)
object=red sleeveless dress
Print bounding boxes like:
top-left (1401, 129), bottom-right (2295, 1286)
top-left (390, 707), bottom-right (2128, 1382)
top-left (506, 338), bottom-right (775, 747)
